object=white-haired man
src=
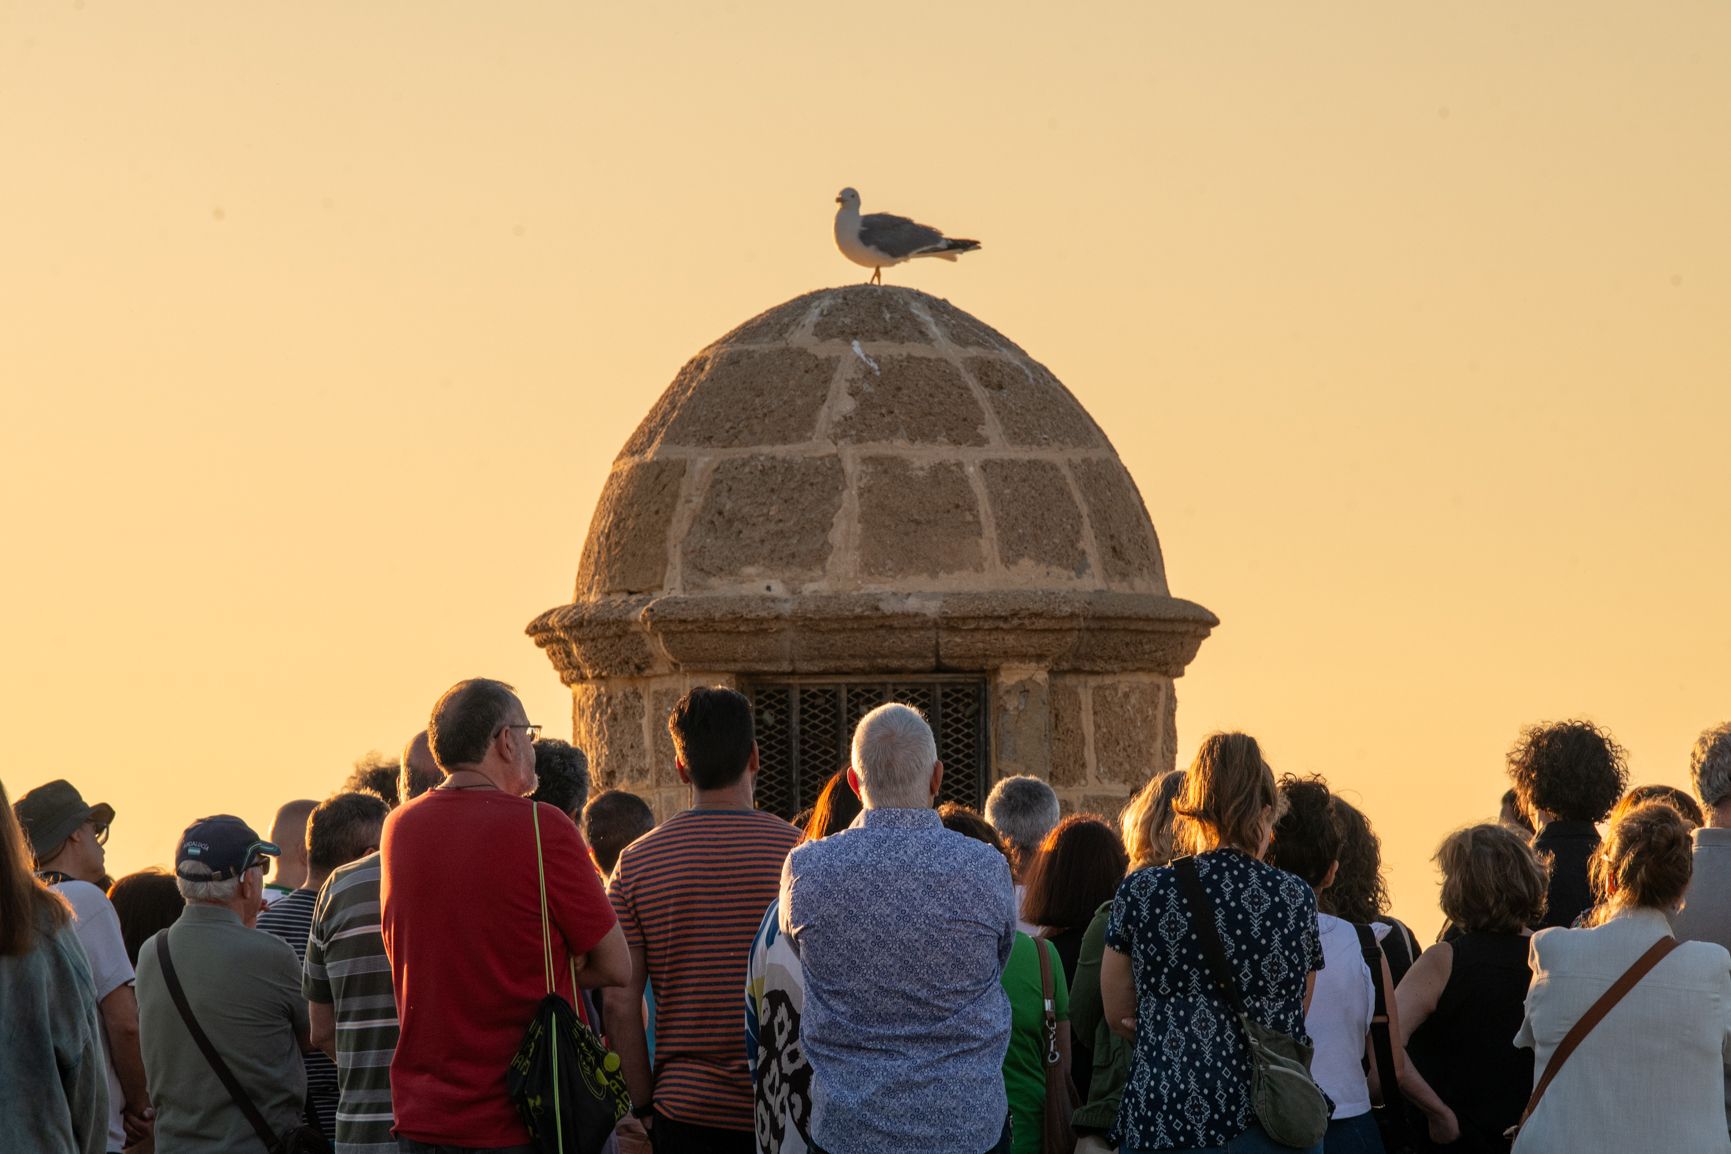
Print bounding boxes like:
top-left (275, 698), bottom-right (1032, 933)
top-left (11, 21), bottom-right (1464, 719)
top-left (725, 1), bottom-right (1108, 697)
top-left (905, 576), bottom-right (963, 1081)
top-left (135, 815), bottom-right (311, 1152)
top-left (985, 774), bottom-right (1060, 935)
top-left (780, 703), bottom-right (1015, 1154)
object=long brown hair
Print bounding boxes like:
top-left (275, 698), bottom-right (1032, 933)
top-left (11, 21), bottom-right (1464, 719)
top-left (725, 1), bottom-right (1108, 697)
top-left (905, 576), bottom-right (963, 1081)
top-left (1, 778), bottom-right (70, 956)
top-left (802, 768), bottom-right (863, 842)
top-left (1020, 816), bottom-right (1130, 930)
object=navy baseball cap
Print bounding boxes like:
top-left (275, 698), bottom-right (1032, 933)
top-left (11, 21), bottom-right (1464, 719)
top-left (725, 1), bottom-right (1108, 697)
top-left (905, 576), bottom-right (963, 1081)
top-left (175, 815), bottom-right (280, 881)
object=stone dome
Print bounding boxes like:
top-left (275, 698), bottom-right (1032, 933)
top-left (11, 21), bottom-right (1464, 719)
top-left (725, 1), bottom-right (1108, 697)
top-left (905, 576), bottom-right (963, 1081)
top-left (529, 286), bottom-right (1215, 686)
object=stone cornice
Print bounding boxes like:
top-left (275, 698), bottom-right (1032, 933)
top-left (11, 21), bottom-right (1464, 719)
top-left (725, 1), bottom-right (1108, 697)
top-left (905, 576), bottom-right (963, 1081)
top-left (527, 590), bottom-right (1217, 684)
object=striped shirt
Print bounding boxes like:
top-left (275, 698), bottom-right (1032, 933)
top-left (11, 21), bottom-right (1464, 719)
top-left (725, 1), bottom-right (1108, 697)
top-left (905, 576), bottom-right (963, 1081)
top-left (609, 807), bottom-right (800, 1131)
top-left (301, 854), bottom-right (399, 1154)
top-left (257, 887), bottom-right (340, 1140)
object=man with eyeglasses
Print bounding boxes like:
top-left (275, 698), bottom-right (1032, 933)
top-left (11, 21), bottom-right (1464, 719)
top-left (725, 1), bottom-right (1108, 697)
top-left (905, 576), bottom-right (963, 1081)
top-left (135, 815), bottom-right (314, 1153)
top-left (15, 779), bottom-right (153, 1153)
top-left (381, 678), bottom-right (631, 1153)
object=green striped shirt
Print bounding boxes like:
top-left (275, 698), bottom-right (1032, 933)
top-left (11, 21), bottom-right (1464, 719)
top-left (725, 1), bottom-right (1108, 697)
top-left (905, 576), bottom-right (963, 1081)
top-left (304, 852), bottom-right (398, 1154)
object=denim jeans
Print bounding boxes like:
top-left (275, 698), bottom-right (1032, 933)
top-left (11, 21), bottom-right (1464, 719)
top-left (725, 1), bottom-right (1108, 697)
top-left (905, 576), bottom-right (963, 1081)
top-left (1128, 1120), bottom-right (1326, 1154)
top-left (1323, 1111), bottom-right (1386, 1154)
top-left (397, 1141), bottom-right (537, 1154)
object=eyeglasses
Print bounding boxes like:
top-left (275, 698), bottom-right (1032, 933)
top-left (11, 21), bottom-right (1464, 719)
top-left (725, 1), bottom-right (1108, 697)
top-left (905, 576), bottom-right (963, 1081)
top-left (498, 723), bottom-right (542, 742)
top-left (87, 819), bottom-right (110, 846)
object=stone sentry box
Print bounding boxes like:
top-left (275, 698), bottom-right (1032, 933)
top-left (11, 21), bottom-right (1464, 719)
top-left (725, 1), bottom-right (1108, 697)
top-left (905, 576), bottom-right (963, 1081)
top-left (528, 286), bottom-right (1216, 820)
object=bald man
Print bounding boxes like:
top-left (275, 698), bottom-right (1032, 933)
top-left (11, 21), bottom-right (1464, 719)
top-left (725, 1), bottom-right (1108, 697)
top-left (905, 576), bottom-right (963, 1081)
top-left (264, 799), bottom-right (317, 905)
top-left (398, 730), bottom-right (440, 805)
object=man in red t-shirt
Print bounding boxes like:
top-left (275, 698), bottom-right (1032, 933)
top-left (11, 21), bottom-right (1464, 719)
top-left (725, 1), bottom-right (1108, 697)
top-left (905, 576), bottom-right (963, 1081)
top-left (382, 678), bottom-right (630, 1152)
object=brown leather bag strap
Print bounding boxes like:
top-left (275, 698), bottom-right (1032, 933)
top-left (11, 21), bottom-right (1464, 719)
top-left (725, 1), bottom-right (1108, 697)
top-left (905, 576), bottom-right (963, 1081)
top-left (1518, 935), bottom-right (1678, 1128)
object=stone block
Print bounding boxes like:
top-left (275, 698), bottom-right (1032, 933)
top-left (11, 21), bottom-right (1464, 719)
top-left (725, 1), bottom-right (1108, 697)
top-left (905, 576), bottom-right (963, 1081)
top-left (573, 682), bottom-right (647, 791)
top-left (577, 459), bottom-right (687, 596)
top-left (1049, 678), bottom-right (1088, 787)
top-left (681, 455), bottom-right (846, 588)
top-left (620, 353), bottom-right (712, 458)
top-left (811, 286), bottom-right (935, 344)
top-left (715, 291), bottom-right (821, 346)
top-left (649, 684), bottom-right (685, 788)
top-left (856, 457), bottom-right (986, 579)
top-left (966, 357), bottom-right (1103, 449)
top-left (1091, 680), bottom-right (1164, 786)
top-left (661, 348), bottom-right (838, 448)
top-left (1072, 458), bottom-right (1165, 590)
top-left (928, 298), bottom-right (1021, 352)
top-left (992, 670), bottom-right (1050, 776)
top-left (833, 354), bottom-right (990, 447)
top-left (1080, 792), bottom-right (1132, 820)
top-left (982, 459), bottom-right (1089, 576)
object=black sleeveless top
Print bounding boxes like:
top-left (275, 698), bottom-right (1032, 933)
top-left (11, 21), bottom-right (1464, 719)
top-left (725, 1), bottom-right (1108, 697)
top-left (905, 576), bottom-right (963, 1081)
top-left (1405, 930), bottom-right (1534, 1153)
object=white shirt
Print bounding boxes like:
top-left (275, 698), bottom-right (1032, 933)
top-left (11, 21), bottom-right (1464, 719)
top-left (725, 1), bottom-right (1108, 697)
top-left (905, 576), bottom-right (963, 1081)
top-left (54, 879), bottom-right (135, 1151)
top-left (1305, 912), bottom-right (1388, 1119)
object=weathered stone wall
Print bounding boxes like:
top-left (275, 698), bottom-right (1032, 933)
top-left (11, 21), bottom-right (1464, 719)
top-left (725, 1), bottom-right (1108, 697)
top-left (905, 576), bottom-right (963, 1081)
top-left (534, 286), bottom-right (1213, 826)
top-left (585, 667), bottom-right (1175, 824)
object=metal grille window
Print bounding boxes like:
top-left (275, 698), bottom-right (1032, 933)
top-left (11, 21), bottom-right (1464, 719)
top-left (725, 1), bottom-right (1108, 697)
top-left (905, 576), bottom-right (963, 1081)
top-left (747, 678), bottom-right (989, 821)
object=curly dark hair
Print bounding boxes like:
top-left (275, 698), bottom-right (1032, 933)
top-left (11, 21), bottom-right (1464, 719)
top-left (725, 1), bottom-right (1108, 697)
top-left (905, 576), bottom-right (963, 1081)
top-left (344, 752), bottom-right (400, 808)
top-left (1268, 775), bottom-right (1342, 889)
top-left (1318, 797), bottom-right (1390, 923)
top-left (530, 738), bottom-right (591, 818)
top-left (1507, 720), bottom-right (1629, 824)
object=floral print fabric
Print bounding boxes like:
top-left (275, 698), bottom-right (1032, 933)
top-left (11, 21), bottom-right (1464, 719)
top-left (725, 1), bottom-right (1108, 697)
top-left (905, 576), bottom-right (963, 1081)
top-left (1105, 848), bottom-right (1324, 1151)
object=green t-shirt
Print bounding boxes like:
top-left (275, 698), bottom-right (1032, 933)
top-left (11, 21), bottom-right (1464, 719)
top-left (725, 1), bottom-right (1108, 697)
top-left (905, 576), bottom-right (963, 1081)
top-left (1001, 931), bottom-right (1070, 1154)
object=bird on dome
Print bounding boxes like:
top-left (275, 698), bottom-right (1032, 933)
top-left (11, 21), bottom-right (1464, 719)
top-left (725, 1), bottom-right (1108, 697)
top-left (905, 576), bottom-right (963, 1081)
top-left (833, 187), bottom-right (981, 285)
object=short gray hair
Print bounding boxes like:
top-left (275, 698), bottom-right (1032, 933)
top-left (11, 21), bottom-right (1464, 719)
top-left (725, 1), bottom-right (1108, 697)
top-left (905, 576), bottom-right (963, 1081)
top-left (851, 703), bottom-right (938, 809)
top-left (176, 860), bottom-right (248, 904)
top-left (1692, 723), bottom-right (1731, 810)
top-left (985, 775), bottom-right (1061, 855)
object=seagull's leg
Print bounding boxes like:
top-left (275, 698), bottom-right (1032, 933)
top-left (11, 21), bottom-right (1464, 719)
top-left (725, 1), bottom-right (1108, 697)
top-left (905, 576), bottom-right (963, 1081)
top-left (870, 267), bottom-right (881, 285)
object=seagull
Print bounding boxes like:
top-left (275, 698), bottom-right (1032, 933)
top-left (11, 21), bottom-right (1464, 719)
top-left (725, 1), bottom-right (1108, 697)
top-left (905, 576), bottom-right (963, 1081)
top-left (833, 187), bottom-right (981, 284)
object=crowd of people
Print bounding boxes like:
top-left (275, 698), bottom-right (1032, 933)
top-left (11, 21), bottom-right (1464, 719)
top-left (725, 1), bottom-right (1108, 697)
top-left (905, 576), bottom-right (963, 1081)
top-left (6, 682), bottom-right (1731, 1154)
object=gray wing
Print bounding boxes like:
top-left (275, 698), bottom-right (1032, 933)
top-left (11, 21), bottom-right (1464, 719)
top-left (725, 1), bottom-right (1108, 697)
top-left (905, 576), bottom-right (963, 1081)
top-left (858, 212), bottom-right (947, 259)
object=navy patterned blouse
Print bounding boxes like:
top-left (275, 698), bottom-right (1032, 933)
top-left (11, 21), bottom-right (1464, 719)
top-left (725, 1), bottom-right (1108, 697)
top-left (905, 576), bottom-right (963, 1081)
top-left (1105, 848), bottom-right (1324, 1150)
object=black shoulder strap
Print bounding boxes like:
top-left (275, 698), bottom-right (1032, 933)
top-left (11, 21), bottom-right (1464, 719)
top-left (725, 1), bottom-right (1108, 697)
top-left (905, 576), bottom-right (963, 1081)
top-left (154, 933), bottom-right (282, 1154)
top-left (1174, 856), bottom-right (1245, 1015)
top-left (1354, 923), bottom-right (1411, 1139)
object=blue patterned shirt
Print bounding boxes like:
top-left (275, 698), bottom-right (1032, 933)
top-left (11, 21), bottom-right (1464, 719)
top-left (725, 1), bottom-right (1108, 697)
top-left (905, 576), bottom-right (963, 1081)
top-left (780, 807), bottom-right (1015, 1154)
top-left (1105, 849), bottom-right (1324, 1151)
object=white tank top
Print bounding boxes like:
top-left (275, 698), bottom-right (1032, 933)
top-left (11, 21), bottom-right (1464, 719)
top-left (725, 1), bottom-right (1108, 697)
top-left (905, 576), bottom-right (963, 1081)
top-left (1305, 912), bottom-right (1389, 1118)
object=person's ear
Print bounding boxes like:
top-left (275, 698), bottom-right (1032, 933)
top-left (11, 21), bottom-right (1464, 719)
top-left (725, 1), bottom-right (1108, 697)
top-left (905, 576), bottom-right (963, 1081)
top-left (929, 760), bottom-right (945, 800)
top-left (746, 743), bottom-right (760, 778)
top-left (1320, 860), bottom-right (1339, 892)
top-left (675, 759), bottom-right (691, 786)
top-left (846, 765), bottom-right (863, 799)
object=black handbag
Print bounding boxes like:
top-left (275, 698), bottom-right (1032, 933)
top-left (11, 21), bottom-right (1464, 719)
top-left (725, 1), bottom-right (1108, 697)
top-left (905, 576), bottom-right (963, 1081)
top-left (154, 934), bottom-right (333, 1154)
top-left (506, 802), bottom-right (631, 1154)
top-left (1353, 924), bottom-right (1416, 1154)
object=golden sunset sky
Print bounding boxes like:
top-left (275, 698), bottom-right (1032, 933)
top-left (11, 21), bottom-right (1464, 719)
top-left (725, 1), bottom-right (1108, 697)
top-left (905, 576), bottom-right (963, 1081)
top-left (4, 2), bottom-right (1728, 937)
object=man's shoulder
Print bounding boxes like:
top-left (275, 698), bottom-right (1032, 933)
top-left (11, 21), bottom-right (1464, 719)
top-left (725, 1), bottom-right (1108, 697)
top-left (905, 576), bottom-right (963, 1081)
top-left (51, 878), bottom-right (112, 916)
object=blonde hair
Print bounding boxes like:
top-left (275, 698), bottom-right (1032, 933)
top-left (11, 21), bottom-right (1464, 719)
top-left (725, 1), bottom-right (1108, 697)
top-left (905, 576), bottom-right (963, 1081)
top-left (1172, 732), bottom-right (1279, 856)
top-left (1121, 769), bottom-right (1185, 869)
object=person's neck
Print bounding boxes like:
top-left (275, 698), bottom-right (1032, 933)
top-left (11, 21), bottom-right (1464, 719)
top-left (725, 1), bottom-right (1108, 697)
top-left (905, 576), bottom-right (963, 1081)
top-left (1710, 799), bottom-right (1731, 829)
top-left (690, 778), bottom-right (754, 811)
top-left (190, 897), bottom-right (254, 924)
top-left (442, 768), bottom-right (505, 792)
top-left (38, 854), bottom-right (95, 884)
top-left (300, 870), bottom-right (332, 892)
top-left (272, 866), bottom-right (308, 890)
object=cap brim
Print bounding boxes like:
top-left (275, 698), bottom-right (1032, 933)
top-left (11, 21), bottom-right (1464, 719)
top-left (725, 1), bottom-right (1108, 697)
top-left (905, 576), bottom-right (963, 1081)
top-left (89, 802), bottom-right (115, 827)
top-left (256, 839), bottom-right (281, 857)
